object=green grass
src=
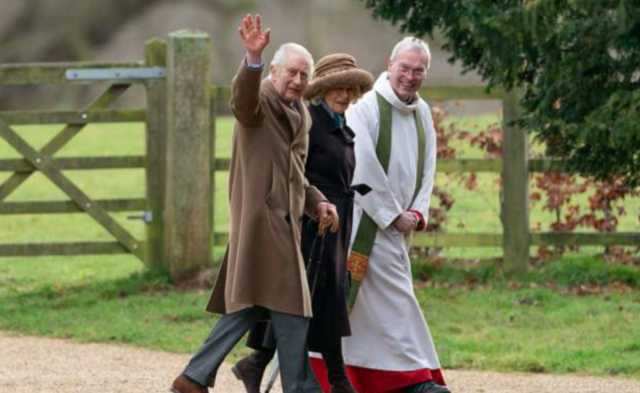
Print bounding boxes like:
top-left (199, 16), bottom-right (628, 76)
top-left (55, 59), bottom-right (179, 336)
top-left (412, 257), bottom-right (640, 377)
top-left (422, 285), bottom-right (640, 376)
top-left (0, 256), bottom-right (235, 355)
top-left (1, 255), bottom-right (639, 377)
top-left (412, 255), bottom-right (640, 288)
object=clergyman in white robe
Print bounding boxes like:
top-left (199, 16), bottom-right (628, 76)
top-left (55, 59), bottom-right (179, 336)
top-left (341, 70), bottom-right (443, 393)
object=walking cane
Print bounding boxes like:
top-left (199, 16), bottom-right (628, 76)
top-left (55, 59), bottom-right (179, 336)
top-left (263, 355), bottom-right (280, 393)
top-left (264, 225), bottom-right (327, 393)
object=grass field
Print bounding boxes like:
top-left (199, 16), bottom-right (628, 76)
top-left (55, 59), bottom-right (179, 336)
top-left (1, 114), bottom-right (640, 378)
top-left (1, 255), bottom-right (639, 377)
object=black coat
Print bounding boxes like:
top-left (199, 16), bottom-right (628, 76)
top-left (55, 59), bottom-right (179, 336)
top-left (246, 102), bottom-right (356, 353)
top-left (302, 103), bottom-right (356, 352)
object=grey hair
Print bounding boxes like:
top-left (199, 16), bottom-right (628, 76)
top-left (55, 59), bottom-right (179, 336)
top-left (270, 43), bottom-right (314, 77)
top-left (390, 37), bottom-right (431, 70)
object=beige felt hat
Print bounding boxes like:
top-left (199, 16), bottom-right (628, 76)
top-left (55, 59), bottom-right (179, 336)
top-left (303, 53), bottom-right (374, 100)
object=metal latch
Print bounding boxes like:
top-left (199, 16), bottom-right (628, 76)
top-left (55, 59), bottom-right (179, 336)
top-left (127, 211), bottom-right (153, 224)
top-left (66, 67), bottom-right (165, 81)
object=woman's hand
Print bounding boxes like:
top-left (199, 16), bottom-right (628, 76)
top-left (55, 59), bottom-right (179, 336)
top-left (317, 202), bottom-right (340, 234)
top-left (238, 14), bottom-right (270, 64)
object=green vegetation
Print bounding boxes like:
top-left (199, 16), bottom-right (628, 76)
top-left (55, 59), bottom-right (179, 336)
top-left (1, 255), bottom-right (639, 377)
top-left (0, 256), bottom-right (237, 356)
top-left (422, 285), bottom-right (640, 377)
top-left (2, 117), bottom-right (637, 262)
top-left (1, 116), bottom-right (639, 377)
top-left (409, 258), bottom-right (640, 376)
top-left (362, 0), bottom-right (640, 185)
top-left (412, 256), bottom-right (640, 289)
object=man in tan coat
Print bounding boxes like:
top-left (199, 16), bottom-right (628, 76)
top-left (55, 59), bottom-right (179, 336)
top-left (171, 14), bottom-right (338, 393)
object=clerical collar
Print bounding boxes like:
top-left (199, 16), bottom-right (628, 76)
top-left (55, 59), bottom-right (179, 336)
top-left (404, 95), bottom-right (416, 105)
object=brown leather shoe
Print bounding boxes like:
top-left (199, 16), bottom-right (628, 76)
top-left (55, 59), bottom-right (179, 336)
top-left (231, 349), bottom-right (275, 393)
top-left (170, 373), bottom-right (208, 393)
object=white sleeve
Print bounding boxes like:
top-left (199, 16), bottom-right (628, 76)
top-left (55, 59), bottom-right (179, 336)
top-left (409, 103), bottom-right (437, 223)
top-left (348, 95), bottom-right (404, 230)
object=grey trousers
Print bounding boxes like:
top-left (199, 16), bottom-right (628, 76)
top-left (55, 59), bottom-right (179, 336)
top-left (183, 306), bottom-right (320, 393)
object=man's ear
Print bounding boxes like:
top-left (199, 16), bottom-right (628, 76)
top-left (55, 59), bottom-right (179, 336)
top-left (387, 58), bottom-right (393, 74)
top-left (270, 64), bottom-right (277, 79)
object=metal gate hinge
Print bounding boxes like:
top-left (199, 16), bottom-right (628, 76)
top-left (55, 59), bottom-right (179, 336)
top-left (66, 67), bottom-right (165, 81)
top-left (127, 211), bottom-right (153, 224)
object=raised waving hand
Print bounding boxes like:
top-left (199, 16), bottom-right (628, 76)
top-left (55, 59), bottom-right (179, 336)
top-left (238, 14), bottom-right (271, 64)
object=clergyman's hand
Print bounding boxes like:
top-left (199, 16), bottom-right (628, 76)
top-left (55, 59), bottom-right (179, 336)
top-left (392, 211), bottom-right (419, 234)
top-left (317, 202), bottom-right (340, 234)
top-left (238, 14), bottom-right (270, 64)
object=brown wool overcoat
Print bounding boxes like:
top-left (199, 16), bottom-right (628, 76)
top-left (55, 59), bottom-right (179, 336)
top-left (206, 61), bottom-right (326, 317)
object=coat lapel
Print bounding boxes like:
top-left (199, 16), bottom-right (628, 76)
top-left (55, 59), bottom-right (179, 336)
top-left (293, 100), bottom-right (311, 144)
top-left (282, 102), bottom-right (302, 137)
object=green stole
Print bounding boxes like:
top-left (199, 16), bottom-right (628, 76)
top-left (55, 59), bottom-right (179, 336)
top-left (346, 92), bottom-right (426, 313)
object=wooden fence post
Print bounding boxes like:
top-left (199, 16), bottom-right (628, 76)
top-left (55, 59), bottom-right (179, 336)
top-left (501, 89), bottom-right (529, 275)
top-left (209, 90), bottom-right (217, 261)
top-left (144, 38), bottom-right (168, 270)
top-left (164, 30), bottom-right (212, 281)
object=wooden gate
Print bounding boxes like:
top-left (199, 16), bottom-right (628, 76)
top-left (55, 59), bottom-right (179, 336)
top-left (0, 30), bottom-right (214, 281)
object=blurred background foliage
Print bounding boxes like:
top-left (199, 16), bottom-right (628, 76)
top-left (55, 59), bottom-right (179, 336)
top-left (361, 0), bottom-right (640, 185)
top-left (0, 0), bottom-right (492, 113)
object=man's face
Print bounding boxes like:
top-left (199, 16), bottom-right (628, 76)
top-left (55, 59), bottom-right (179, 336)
top-left (387, 49), bottom-right (428, 102)
top-left (271, 52), bottom-right (310, 103)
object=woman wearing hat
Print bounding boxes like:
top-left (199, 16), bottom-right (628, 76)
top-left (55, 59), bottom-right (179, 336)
top-left (232, 54), bottom-right (374, 393)
top-left (302, 53), bottom-right (374, 393)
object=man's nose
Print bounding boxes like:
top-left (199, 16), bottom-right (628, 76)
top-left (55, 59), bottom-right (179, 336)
top-left (293, 73), bottom-right (303, 85)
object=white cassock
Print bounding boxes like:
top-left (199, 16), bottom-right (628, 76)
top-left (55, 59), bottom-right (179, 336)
top-left (340, 72), bottom-right (443, 393)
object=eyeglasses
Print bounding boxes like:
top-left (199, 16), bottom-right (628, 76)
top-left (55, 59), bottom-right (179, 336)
top-left (396, 65), bottom-right (426, 78)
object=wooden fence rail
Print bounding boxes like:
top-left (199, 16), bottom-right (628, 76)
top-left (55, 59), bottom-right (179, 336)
top-left (0, 61), bottom-right (147, 85)
top-left (206, 85), bottom-right (638, 274)
top-left (0, 109), bottom-right (146, 124)
top-left (0, 242), bottom-right (129, 256)
top-left (0, 156), bottom-right (145, 171)
top-left (0, 198), bottom-right (146, 215)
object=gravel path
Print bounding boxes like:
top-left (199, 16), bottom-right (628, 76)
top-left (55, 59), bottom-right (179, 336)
top-left (1, 330), bottom-right (639, 393)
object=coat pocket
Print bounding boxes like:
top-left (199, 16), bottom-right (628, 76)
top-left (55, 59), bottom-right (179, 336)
top-left (266, 164), bottom-right (284, 210)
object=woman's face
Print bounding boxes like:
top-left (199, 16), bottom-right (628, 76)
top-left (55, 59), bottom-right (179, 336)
top-left (324, 88), bottom-right (351, 114)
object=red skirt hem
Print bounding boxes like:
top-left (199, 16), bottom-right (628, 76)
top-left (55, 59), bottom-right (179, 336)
top-left (310, 357), bottom-right (446, 393)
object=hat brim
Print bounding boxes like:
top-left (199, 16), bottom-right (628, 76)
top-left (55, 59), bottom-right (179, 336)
top-left (303, 69), bottom-right (374, 100)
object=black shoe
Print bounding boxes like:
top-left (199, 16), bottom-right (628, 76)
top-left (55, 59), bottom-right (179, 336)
top-left (322, 349), bottom-right (357, 393)
top-left (231, 349), bottom-right (275, 393)
top-left (405, 380), bottom-right (451, 393)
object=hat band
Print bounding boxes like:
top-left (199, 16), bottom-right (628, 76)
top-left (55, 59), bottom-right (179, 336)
top-left (315, 65), bottom-right (358, 80)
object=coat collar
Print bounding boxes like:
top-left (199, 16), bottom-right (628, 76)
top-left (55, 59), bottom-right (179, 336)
top-left (309, 102), bottom-right (355, 144)
top-left (262, 78), bottom-right (309, 140)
